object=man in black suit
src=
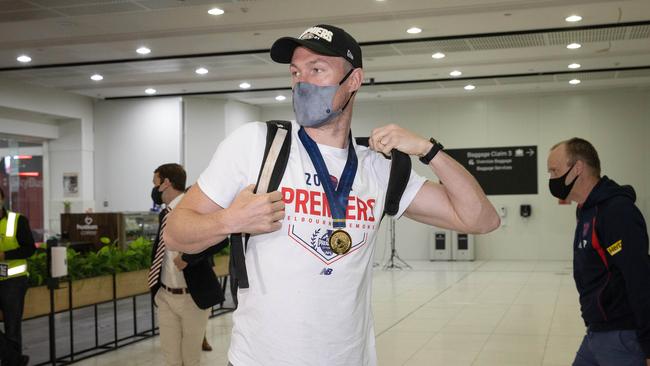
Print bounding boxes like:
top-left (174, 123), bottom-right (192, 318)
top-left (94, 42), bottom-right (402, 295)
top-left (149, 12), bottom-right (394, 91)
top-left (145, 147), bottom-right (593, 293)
top-left (147, 164), bottom-right (228, 366)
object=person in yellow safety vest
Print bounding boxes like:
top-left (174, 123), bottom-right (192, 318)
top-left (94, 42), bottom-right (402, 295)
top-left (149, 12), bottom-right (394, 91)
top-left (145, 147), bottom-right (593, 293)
top-left (0, 187), bottom-right (35, 366)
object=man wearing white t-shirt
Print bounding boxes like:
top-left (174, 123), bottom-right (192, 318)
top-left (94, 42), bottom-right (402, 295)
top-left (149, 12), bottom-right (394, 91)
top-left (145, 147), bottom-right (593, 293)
top-left (165, 24), bottom-right (500, 366)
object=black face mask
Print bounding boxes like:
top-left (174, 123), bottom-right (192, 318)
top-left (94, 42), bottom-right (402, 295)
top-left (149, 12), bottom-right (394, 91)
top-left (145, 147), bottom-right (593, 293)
top-left (549, 164), bottom-right (578, 200)
top-left (151, 185), bottom-right (163, 205)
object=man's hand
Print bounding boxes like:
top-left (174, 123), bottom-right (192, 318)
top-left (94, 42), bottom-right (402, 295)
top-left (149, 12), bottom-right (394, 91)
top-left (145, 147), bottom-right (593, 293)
top-left (369, 124), bottom-right (432, 157)
top-left (173, 254), bottom-right (187, 271)
top-left (226, 185), bottom-right (285, 234)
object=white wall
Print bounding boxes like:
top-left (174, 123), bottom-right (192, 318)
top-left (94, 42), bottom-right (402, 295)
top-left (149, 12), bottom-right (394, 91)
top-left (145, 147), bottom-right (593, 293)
top-left (94, 97), bottom-right (182, 212)
top-left (183, 97), bottom-right (260, 186)
top-left (183, 97), bottom-right (227, 185)
top-left (224, 100), bottom-right (262, 136)
top-left (261, 88), bottom-right (650, 261)
top-left (0, 78), bottom-right (95, 236)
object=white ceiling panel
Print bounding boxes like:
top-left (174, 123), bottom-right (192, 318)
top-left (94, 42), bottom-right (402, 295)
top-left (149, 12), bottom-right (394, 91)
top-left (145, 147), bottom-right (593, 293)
top-left (0, 0), bottom-right (647, 102)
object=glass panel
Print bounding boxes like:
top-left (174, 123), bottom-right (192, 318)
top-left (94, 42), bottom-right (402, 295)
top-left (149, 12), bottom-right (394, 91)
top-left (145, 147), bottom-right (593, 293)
top-left (0, 138), bottom-right (44, 242)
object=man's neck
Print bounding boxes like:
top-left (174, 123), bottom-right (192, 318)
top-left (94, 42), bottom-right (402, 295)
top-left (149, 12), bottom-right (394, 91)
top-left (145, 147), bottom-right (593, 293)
top-left (163, 190), bottom-right (183, 206)
top-left (575, 175), bottom-right (600, 205)
top-left (303, 113), bottom-right (352, 149)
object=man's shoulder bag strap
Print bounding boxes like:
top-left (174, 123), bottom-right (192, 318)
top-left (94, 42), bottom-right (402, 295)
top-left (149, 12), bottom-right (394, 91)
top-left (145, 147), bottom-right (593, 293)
top-left (230, 120), bottom-right (292, 289)
top-left (354, 137), bottom-right (412, 218)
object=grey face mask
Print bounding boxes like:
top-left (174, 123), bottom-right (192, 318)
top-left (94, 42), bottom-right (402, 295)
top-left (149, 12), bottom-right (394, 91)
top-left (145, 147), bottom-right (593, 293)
top-left (292, 69), bottom-right (355, 128)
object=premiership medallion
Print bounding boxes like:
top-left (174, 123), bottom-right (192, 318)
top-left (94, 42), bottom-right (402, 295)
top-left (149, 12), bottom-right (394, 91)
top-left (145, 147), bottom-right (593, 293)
top-left (329, 230), bottom-right (352, 255)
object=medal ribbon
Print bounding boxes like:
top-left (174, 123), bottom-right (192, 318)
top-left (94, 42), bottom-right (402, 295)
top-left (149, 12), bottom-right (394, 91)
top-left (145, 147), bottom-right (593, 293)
top-left (298, 127), bottom-right (357, 229)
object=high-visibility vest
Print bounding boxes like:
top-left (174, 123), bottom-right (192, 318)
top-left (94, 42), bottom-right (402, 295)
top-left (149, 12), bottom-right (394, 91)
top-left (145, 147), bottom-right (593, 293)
top-left (0, 212), bottom-right (28, 280)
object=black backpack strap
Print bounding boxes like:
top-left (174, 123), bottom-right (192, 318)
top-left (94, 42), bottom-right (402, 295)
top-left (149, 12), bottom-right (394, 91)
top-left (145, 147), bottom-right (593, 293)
top-left (355, 137), bottom-right (411, 218)
top-left (230, 121), bottom-right (292, 289)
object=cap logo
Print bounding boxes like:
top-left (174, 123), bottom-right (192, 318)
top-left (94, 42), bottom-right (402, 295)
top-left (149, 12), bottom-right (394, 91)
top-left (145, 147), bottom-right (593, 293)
top-left (299, 26), bottom-right (333, 43)
top-left (347, 49), bottom-right (354, 60)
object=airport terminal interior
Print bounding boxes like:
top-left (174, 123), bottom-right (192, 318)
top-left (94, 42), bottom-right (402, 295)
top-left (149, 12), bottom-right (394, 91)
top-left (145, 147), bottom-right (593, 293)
top-left (1, 0), bottom-right (649, 365)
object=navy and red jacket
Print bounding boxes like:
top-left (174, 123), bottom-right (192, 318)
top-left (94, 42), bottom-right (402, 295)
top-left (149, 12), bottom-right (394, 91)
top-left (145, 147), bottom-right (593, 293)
top-left (574, 176), bottom-right (650, 357)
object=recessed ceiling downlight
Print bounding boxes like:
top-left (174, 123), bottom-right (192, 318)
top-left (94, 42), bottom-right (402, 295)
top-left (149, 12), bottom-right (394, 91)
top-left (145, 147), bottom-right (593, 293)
top-left (208, 8), bottom-right (224, 15)
top-left (565, 15), bottom-right (583, 22)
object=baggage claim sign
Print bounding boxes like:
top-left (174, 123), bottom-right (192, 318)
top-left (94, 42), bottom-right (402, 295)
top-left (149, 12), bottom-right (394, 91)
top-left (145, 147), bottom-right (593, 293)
top-left (445, 146), bottom-right (538, 195)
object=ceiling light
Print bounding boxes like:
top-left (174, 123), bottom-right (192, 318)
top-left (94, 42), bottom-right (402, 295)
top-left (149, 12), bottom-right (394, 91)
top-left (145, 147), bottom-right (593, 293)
top-left (567, 43), bottom-right (581, 49)
top-left (195, 67), bottom-right (209, 75)
top-left (568, 63), bottom-right (581, 69)
top-left (407, 27), bottom-right (422, 34)
top-left (449, 70), bottom-right (462, 77)
top-left (275, 95), bottom-right (286, 101)
top-left (569, 79), bottom-right (581, 85)
top-left (431, 52), bottom-right (446, 59)
top-left (90, 74), bottom-right (103, 81)
top-left (464, 84), bottom-right (476, 91)
top-left (16, 55), bottom-right (31, 63)
top-left (136, 47), bottom-right (151, 55)
top-left (239, 82), bottom-right (251, 89)
top-left (145, 88), bottom-right (157, 95)
top-left (208, 7), bottom-right (224, 15)
top-left (565, 15), bottom-right (583, 22)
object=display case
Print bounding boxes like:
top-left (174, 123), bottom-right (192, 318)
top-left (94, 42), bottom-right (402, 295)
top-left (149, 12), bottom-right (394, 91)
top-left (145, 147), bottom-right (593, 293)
top-left (123, 211), bottom-right (159, 245)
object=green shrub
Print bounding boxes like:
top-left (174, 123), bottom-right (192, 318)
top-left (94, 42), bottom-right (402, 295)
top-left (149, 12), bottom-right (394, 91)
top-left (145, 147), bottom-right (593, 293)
top-left (27, 237), bottom-right (153, 287)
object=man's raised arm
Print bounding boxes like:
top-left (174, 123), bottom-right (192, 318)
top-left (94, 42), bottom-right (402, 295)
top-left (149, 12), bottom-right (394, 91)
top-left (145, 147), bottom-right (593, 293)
top-left (164, 184), bottom-right (285, 254)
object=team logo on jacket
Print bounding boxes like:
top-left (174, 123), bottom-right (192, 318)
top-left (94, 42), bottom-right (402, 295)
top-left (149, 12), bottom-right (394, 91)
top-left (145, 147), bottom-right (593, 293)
top-left (606, 240), bottom-right (622, 256)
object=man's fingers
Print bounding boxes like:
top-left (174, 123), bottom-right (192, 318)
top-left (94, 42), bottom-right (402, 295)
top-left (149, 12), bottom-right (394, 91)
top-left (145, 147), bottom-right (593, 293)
top-left (269, 221), bottom-right (282, 232)
top-left (267, 190), bottom-right (283, 202)
top-left (271, 211), bottom-right (285, 222)
top-left (271, 200), bottom-right (285, 211)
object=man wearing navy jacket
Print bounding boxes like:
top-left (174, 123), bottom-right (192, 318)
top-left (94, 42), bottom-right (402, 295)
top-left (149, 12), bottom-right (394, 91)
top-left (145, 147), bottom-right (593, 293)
top-left (547, 138), bottom-right (650, 366)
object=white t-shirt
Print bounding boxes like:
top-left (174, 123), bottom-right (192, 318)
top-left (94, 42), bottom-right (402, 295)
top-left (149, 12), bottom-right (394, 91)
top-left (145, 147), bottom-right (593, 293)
top-left (198, 121), bottom-right (426, 366)
top-left (161, 194), bottom-right (187, 289)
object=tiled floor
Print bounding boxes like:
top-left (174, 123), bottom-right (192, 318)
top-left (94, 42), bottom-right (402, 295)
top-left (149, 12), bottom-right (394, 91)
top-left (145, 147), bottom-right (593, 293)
top-left (73, 260), bottom-right (585, 366)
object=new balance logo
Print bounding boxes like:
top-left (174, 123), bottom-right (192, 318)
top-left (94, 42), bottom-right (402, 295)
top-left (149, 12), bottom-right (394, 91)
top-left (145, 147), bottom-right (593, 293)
top-left (320, 268), bottom-right (333, 276)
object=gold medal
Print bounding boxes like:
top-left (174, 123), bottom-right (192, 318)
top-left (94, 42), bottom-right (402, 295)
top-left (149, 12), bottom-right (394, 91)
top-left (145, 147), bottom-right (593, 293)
top-left (329, 230), bottom-right (352, 255)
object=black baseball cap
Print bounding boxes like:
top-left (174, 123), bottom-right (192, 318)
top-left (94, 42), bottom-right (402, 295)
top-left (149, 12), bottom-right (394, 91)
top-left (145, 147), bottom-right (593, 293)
top-left (270, 24), bottom-right (362, 68)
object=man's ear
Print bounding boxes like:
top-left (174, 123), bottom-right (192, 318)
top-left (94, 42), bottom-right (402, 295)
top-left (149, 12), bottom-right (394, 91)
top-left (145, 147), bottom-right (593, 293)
top-left (573, 160), bottom-right (585, 178)
top-left (162, 178), bottom-right (172, 189)
top-left (347, 68), bottom-right (364, 93)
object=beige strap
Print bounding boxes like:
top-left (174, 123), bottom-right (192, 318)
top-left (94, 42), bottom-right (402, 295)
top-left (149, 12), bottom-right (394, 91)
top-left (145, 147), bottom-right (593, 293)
top-left (256, 127), bottom-right (288, 194)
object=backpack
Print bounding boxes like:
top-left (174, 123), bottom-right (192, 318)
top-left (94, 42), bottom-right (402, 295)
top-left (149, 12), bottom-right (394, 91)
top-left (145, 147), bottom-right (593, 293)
top-left (229, 120), bottom-right (412, 290)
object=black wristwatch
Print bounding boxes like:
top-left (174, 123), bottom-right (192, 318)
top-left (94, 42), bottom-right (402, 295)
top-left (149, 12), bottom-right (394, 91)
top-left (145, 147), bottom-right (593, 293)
top-left (419, 138), bottom-right (444, 165)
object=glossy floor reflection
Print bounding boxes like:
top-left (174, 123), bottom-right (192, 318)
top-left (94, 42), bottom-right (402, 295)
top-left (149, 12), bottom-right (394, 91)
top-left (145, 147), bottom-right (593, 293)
top-left (73, 261), bottom-right (584, 366)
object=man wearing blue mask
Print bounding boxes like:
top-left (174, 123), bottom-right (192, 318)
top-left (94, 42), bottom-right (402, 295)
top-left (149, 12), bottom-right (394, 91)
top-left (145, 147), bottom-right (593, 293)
top-left (165, 24), bottom-right (500, 366)
top-left (547, 138), bottom-right (650, 366)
